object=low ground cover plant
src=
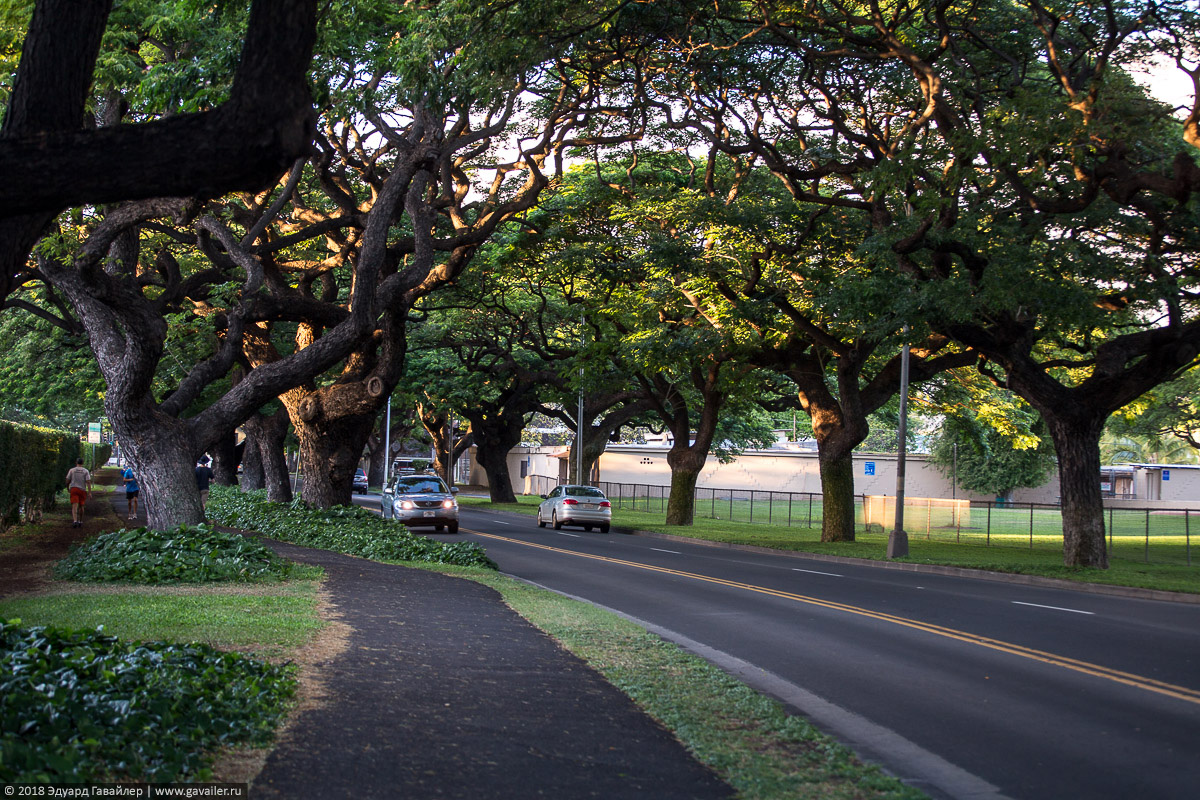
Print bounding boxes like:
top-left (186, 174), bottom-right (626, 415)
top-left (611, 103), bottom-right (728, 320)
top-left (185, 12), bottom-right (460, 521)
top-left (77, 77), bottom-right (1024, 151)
top-left (54, 524), bottom-right (295, 584)
top-left (0, 619), bottom-right (295, 783)
top-left (209, 487), bottom-right (497, 569)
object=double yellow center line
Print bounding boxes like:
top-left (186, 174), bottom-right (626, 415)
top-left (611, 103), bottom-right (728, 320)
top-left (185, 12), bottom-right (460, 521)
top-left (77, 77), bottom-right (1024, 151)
top-left (469, 529), bottom-right (1200, 707)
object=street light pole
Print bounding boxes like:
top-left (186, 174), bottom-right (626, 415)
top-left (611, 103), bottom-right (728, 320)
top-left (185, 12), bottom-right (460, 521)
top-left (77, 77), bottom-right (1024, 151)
top-left (577, 308), bottom-right (585, 485)
top-left (383, 395), bottom-right (391, 489)
top-left (887, 329), bottom-right (911, 559)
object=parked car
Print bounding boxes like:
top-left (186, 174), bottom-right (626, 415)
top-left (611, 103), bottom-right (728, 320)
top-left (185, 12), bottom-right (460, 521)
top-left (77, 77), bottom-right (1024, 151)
top-left (537, 485), bottom-right (612, 533)
top-left (353, 468), bottom-right (370, 493)
top-left (382, 474), bottom-right (459, 533)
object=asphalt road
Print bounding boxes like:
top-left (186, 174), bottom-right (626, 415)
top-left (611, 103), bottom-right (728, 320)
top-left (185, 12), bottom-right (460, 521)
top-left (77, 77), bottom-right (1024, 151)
top-left (359, 494), bottom-right (1200, 799)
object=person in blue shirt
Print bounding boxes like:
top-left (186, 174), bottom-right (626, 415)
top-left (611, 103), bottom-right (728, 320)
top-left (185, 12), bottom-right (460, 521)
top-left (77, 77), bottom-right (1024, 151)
top-left (122, 465), bottom-right (140, 521)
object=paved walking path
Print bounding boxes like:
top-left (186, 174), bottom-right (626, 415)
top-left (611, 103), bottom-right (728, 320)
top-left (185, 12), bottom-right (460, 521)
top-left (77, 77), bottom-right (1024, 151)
top-left (240, 540), bottom-right (734, 800)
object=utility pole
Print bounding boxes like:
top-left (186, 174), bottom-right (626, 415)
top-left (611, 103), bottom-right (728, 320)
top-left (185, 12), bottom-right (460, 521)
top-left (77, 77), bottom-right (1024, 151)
top-left (383, 395), bottom-right (391, 490)
top-left (577, 308), bottom-right (585, 485)
top-left (887, 330), bottom-right (911, 559)
top-left (445, 412), bottom-right (454, 487)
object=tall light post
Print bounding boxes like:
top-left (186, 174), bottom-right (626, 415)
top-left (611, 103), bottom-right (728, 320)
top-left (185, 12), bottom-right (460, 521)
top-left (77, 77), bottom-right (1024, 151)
top-left (887, 329), bottom-right (911, 559)
top-left (576, 308), bottom-right (585, 485)
top-left (383, 395), bottom-right (391, 489)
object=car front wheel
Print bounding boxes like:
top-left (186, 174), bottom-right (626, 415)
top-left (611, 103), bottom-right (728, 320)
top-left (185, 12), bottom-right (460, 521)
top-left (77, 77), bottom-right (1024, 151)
top-left (448, 521), bottom-right (459, 534)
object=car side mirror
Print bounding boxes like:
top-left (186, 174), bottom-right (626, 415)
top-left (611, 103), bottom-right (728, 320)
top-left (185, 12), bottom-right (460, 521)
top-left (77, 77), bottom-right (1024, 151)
top-left (539, 494), bottom-right (548, 499)
top-left (383, 488), bottom-right (393, 495)
top-left (451, 487), bottom-right (459, 494)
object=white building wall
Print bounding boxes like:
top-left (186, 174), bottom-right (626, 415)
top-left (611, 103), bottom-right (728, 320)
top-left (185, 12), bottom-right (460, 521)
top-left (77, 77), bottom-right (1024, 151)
top-left (480, 445), bottom-right (1200, 506)
top-left (594, 445), bottom-right (1061, 503)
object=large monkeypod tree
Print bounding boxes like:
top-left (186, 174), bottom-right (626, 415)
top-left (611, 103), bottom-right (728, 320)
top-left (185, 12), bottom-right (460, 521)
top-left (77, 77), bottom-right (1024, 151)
top-left (598, 0), bottom-right (1200, 565)
top-left (7, 0), bottom-right (636, 522)
top-left (5, 1), bottom-right (605, 526)
top-left (229, 0), bottom-right (641, 507)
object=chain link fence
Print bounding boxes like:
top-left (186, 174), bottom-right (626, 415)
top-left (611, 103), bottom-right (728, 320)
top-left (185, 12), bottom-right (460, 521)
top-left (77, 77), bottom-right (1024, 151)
top-left (523, 475), bottom-right (1195, 566)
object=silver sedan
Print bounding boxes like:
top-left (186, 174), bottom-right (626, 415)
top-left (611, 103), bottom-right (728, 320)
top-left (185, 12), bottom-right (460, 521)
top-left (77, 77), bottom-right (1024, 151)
top-left (537, 485), bottom-right (612, 533)
top-left (383, 475), bottom-right (459, 533)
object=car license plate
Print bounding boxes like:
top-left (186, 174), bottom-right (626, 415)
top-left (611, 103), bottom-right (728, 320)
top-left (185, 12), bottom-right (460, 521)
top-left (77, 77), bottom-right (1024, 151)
top-left (580, 503), bottom-right (595, 509)
top-left (423, 510), bottom-right (435, 517)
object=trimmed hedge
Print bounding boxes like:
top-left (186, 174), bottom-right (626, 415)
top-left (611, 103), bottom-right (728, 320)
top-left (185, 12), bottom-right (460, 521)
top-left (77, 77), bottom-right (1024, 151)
top-left (0, 619), bottom-right (295, 782)
top-left (54, 524), bottom-right (295, 584)
top-left (209, 487), bottom-right (497, 570)
top-left (0, 421), bottom-right (111, 528)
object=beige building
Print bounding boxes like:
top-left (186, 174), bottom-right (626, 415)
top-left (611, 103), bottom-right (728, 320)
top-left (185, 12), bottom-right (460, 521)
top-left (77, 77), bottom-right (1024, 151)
top-left (471, 443), bottom-right (1200, 508)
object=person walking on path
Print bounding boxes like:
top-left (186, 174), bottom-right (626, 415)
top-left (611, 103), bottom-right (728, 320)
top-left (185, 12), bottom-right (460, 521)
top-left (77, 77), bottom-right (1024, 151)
top-left (195, 456), bottom-right (214, 514)
top-left (65, 458), bottom-right (92, 528)
top-left (122, 466), bottom-right (140, 521)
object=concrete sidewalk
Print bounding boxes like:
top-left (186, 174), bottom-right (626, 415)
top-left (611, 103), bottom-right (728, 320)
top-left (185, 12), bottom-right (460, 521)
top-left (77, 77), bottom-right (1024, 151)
top-left (246, 539), bottom-right (734, 800)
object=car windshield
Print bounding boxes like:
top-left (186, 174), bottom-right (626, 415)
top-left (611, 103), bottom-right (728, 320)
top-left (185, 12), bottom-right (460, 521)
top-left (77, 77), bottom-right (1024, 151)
top-left (565, 486), bottom-right (605, 498)
top-left (395, 478), bottom-right (448, 494)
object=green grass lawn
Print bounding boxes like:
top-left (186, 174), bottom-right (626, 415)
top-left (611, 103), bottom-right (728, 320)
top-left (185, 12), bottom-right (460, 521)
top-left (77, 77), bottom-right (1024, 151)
top-left (0, 567), bottom-right (324, 659)
top-left (459, 495), bottom-right (1200, 595)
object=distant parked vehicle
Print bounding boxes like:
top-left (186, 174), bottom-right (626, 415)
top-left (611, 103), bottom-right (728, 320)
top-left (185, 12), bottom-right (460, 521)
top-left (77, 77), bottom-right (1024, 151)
top-left (382, 474), bottom-right (459, 533)
top-left (353, 468), bottom-right (369, 493)
top-left (537, 485), bottom-right (612, 533)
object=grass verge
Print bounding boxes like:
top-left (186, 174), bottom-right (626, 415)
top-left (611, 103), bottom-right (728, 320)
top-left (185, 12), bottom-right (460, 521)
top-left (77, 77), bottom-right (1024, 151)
top-left (460, 495), bottom-right (1199, 595)
top-left (0, 567), bottom-right (323, 660)
top-left (415, 562), bottom-right (925, 800)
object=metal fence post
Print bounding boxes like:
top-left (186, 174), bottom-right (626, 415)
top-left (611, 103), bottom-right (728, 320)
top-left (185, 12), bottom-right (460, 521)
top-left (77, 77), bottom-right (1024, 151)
top-left (986, 502), bottom-right (991, 546)
top-left (1187, 509), bottom-right (1192, 567)
top-left (808, 494), bottom-right (813, 528)
top-left (1029, 503), bottom-right (1034, 550)
top-left (1108, 507), bottom-right (1114, 554)
top-left (788, 493), bottom-right (793, 527)
top-left (750, 490), bottom-right (755, 524)
top-left (1145, 507), bottom-right (1150, 564)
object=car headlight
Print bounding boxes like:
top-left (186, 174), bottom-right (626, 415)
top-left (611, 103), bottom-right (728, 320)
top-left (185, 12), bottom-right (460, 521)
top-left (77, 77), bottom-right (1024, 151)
top-left (442, 499), bottom-right (455, 509)
top-left (400, 500), bottom-right (415, 510)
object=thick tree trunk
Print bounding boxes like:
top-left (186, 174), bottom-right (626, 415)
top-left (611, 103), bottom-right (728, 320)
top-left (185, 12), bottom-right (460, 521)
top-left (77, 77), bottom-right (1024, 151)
top-left (476, 444), bottom-right (518, 503)
top-left (240, 434), bottom-right (265, 491)
top-left (367, 431), bottom-right (386, 488)
top-left (1046, 415), bottom-right (1109, 568)
top-left (665, 465), bottom-right (701, 526)
top-left (292, 411), bottom-right (376, 507)
top-left (566, 433), bottom-right (608, 485)
top-left (281, 376), bottom-right (391, 507)
top-left (810, 402), bottom-right (866, 543)
top-left (108, 405), bottom-right (205, 529)
top-left (665, 445), bottom-right (706, 526)
top-left (243, 407), bottom-right (291, 502)
top-left (818, 446), bottom-right (857, 542)
top-left (210, 429), bottom-right (239, 486)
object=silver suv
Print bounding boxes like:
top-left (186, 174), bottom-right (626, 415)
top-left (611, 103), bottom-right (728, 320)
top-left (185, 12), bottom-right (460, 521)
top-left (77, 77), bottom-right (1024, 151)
top-left (382, 474), bottom-right (459, 533)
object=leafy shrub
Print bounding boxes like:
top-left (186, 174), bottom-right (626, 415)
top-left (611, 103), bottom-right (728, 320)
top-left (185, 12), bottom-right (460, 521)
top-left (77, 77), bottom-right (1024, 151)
top-left (54, 524), bottom-right (295, 584)
top-left (0, 421), bottom-right (82, 527)
top-left (209, 487), bottom-right (497, 570)
top-left (0, 619), bottom-right (295, 782)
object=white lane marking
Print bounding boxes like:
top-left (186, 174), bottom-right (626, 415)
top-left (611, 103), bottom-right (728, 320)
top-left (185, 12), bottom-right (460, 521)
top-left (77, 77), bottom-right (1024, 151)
top-left (1012, 601), bottom-right (1094, 615)
top-left (493, 520), bottom-right (511, 525)
top-left (650, 547), bottom-right (682, 554)
top-left (792, 568), bottom-right (843, 577)
top-left (555, 532), bottom-right (581, 538)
